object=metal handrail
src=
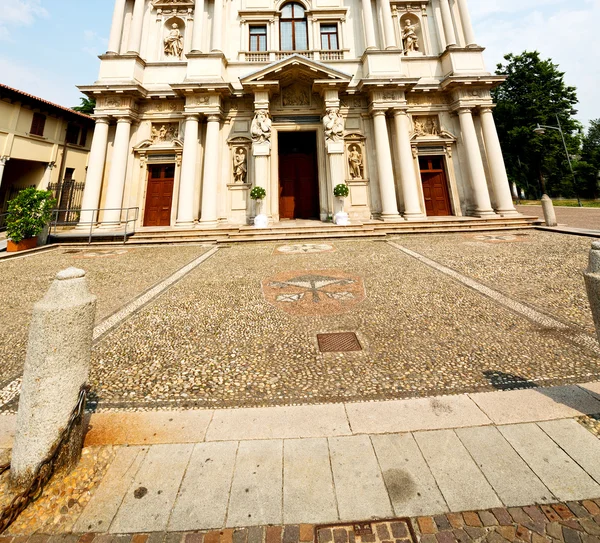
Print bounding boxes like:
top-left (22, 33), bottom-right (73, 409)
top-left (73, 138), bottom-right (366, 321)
top-left (49, 207), bottom-right (140, 245)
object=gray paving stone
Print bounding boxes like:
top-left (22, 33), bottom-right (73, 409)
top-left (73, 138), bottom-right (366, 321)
top-left (283, 438), bottom-right (338, 525)
top-left (538, 419), bottom-right (600, 484)
top-left (328, 435), bottom-right (393, 521)
top-left (370, 433), bottom-right (448, 517)
top-left (0, 414), bottom-right (15, 448)
top-left (455, 425), bottom-right (554, 506)
top-left (580, 381), bottom-right (600, 399)
top-left (499, 423), bottom-right (600, 501)
top-left (110, 443), bottom-right (194, 533)
top-left (413, 429), bottom-right (503, 511)
top-left (168, 441), bottom-right (238, 531)
top-left (74, 446), bottom-right (147, 533)
top-left (226, 439), bottom-right (283, 527)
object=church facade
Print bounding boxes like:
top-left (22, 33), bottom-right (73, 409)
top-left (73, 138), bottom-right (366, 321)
top-left (79, 0), bottom-right (518, 229)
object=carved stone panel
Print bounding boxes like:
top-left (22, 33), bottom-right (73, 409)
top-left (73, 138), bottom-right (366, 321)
top-left (412, 115), bottom-right (440, 137)
top-left (282, 83), bottom-right (311, 108)
top-left (151, 123), bottom-right (179, 144)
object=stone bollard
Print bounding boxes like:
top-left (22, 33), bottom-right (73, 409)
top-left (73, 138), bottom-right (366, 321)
top-left (541, 194), bottom-right (557, 226)
top-left (585, 242), bottom-right (600, 345)
top-left (10, 268), bottom-right (97, 488)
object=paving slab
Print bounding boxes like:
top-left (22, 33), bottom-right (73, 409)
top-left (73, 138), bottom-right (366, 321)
top-left (538, 419), bottom-right (600, 484)
top-left (226, 440), bottom-right (283, 527)
top-left (328, 435), bottom-right (393, 521)
top-left (370, 433), bottom-right (448, 517)
top-left (579, 381), bottom-right (600, 399)
top-left (283, 438), bottom-right (338, 525)
top-left (469, 385), bottom-right (600, 425)
top-left (84, 411), bottom-right (214, 446)
top-left (499, 423), bottom-right (600, 501)
top-left (205, 404), bottom-right (351, 441)
top-left (344, 395), bottom-right (491, 435)
top-left (0, 414), bottom-right (15, 448)
top-left (109, 443), bottom-right (194, 533)
top-left (413, 429), bottom-right (503, 512)
top-left (74, 446), bottom-right (147, 533)
top-left (455, 425), bottom-right (554, 506)
top-left (168, 441), bottom-right (238, 532)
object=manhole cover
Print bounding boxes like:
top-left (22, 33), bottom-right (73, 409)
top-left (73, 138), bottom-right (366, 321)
top-left (317, 519), bottom-right (415, 543)
top-left (317, 332), bottom-right (362, 353)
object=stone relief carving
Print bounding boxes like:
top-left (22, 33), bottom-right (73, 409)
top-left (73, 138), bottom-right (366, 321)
top-left (232, 148), bottom-right (248, 184)
top-left (251, 111), bottom-right (272, 144)
top-left (282, 83), bottom-right (311, 107)
top-left (323, 109), bottom-right (345, 142)
top-left (151, 123), bottom-right (179, 144)
top-left (407, 94), bottom-right (448, 106)
top-left (140, 100), bottom-right (184, 113)
top-left (164, 23), bottom-right (184, 58)
top-left (413, 116), bottom-right (440, 137)
top-left (402, 20), bottom-right (420, 53)
top-left (347, 144), bottom-right (364, 180)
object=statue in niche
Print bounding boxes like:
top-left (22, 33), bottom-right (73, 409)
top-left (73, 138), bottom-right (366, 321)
top-left (323, 109), bottom-right (344, 142)
top-left (427, 117), bottom-right (440, 135)
top-left (251, 111), bottom-right (272, 144)
top-left (348, 144), bottom-right (364, 179)
top-left (164, 23), bottom-right (184, 58)
top-left (233, 148), bottom-right (248, 183)
top-left (402, 20), bottom-right (420, 53)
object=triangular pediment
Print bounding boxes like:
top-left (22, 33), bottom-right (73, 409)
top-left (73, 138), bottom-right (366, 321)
top-left (240, 54), bottom-right (351, 88)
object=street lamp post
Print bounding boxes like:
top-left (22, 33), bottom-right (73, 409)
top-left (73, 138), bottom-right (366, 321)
top-left (533, 114), bottom-right (582, 207)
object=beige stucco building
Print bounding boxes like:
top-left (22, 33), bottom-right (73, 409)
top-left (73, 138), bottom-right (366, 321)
top-left (0, 84), bottom-right (94, 214)
top-left (79, 0), bottom-right (519, 230)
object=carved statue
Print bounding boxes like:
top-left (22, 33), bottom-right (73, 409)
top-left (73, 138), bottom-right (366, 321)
top-left (151, 123), bottom-right (178, 144)
top-left (402, 20), bottom-right (420, 53)
top-left (348, 145), bottom-right (364, 179)
top-left (251, 111), bottom-right (272, 144)
top-left (414, 119), bottom-right (427, 136)
top-left (323, 109), bottom-right (344, 142)
top-left (164, 23), bottom-right (184, 58)
top-left (233, 148), bottom-right (248, 183)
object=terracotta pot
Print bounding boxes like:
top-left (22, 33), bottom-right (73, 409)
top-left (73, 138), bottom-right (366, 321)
top-left (7, 237), bottom-right (38, 253)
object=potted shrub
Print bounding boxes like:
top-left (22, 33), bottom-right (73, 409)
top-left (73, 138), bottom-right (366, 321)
top-left (333, 183), bottom-right (350, 226)
top-left (250, 186), bottom-right (268, 228)
top-left (6, 188), bottom-right (57, 252)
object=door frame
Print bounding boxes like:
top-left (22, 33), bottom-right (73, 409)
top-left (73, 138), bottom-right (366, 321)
top-left (143, 164), bottom-right (177, 227)
top-left (270, 123), bottom-right (329, 222)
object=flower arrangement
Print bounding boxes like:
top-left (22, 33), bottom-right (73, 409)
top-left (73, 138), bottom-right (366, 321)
top-left (6, 188), bottom-right (57, 244)
top-left (333, 183), bottom-right (349, 198)
top-left (250, 186), bottom-right (266, 200)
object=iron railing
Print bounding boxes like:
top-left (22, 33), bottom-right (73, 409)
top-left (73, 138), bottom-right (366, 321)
top-left (48, 180), bottom-right (85, 223)
top-left (49, 207), bottom-right (140, 245)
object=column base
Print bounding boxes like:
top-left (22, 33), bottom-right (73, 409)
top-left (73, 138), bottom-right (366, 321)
top-left (380, 213), bottom-right (405, 222)
top-left (98, 222), bottom-right (122, 230)
top-left (495, 209), bottom-right (521, 217)
top-left (197, 219), bottom-right (219, 228)
top-left (174, 220), bottom-right (196, 228)
top-left (469, 210), bottom-right (498, 218)
top-left (403, 212), bottom-right (427, 221)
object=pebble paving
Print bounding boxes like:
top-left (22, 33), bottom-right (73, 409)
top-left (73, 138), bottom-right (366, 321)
top-left (0, 245), bottom-right (212, 385)
top-left (83, 239), bottom-right (600, 409)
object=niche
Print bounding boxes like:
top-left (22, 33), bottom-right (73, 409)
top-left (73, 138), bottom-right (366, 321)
top-left (400, 13), bottom-right (424, 56)
top-left (163, 17), bottom-right (185, 60)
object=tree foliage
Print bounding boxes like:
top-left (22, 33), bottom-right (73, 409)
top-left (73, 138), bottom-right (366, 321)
top-left (72, 97), bottom-right (96, 116)
top-left (492, 51), bottom-right (582, 198)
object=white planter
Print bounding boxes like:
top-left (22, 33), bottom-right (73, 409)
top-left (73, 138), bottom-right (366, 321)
top-left (334, 196), bottom-right (349, 226)
top-left (254, 213), bottom-right (269, 228)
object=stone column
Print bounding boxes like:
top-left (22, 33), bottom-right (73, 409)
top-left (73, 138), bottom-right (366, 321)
top-left (78, 118), bottom-right (110, 227)
top-left (41, 162), bottom-right (56, 189)
top-left (457, 108), bottom-right (495, 217)
top-left (439, 0), bottom-right (457, 47)
top-left (176, 115), bottom-right (200, 227)
top-left (191, 0), bottom-right (205, 52)
top-left (0, 156), bottom-right (8, 190)
top-left (393, 110), bottom-right (425, 219)
top-left (107, 0), bottom-right (127, 54)
top-left (377, 0), bottom-right (397, 49)
top-left (361, 0), bottom-right (377, 49)
top-left (585, 242), bottom-right (600, 345)
top-left (199, 115), bottom-right (221, 226)
top-left (372, 110), bottom-right (402, 221)
top-left (541, 194), bottom-right (557, 226)
top-left (456, 0), bottom-right (477, 46)
top-left (479, 107), bottom-right (518, 216)
top-left (127, 0), bottom-right (145, 55)
top-left (101, 117), bottom-right (132, 227)
top-left (211, 0), bottom-right (223, 52)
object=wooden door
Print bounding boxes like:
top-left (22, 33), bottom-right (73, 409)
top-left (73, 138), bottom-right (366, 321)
top-left (419, 156), bottom-right (452, 217)
top-left (278, 153), bottom-right (319, 219)
top-left (144, 164), bottom-right (175, 227)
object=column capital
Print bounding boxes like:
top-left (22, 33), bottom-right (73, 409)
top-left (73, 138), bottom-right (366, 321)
top-left (478, 105), bottom-right (495, 114)
top-left (115, 116), bottom-right (133, 124)
top-left (392, 108), bottom-right (409, 117)
top-left (0, 156), bottom-right (10, 165)
top-left (371, 109), bottom-right (388, 118)
top-left (183, 113), bottom-right (201, 121)
top-left (92, 116), bottom-right (111, 125)
top-left (206, 114), bottom-right (222, 123)
top-left (457, 106), bottom-right (473, 115)
top-left (46, 161), bottom-right (56, 170)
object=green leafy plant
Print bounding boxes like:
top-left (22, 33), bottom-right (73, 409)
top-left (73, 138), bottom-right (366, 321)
top-left (6, 188), bottom-right (57, 244)
top-left (250, 186), bottom-right (266, 200)
top-left (333, 183), bottom-right (349, 198)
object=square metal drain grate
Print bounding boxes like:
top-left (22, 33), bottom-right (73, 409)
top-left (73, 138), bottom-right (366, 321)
top-left (317, 332), bottom-right (362, 353)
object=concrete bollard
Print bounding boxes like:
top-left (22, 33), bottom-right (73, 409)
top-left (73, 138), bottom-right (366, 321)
top-left (10, 268), bottom-right (97, 488)
top-left (541, 194), bottom-right (557, 226)
top-left (584, 242), bottom-right (600, 345)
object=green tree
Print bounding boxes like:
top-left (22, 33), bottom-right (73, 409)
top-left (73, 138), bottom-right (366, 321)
top-left (578, 119), bottom-right (600, 198)
top-left (72, 97), bottom-right (96, 115)
top-left (492, 51), bottom-right (580, 198)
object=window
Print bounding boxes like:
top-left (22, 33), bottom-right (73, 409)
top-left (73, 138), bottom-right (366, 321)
top-left (79, 128), bottom-right (88, 147)
top-left (280, 2), bottom-right (308, 51)
top-left (249, 26), bottom-right (267, 51)
top-left (66, 124), bottom-right (80, 145)
top-left (30, 113), bottom-right (46, 137)
top-left (320, 24), bottom-right (339, 50)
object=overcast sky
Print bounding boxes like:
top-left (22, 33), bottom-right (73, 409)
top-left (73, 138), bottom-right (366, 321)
top-left (0, 0), bottom-right (597, 126)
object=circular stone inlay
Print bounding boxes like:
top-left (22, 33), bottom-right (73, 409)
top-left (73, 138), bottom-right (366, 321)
top-left (275, 243), bottom-right (335, 254)
top-left (73, 249), bottom-right (129, 259)
top-left (262, 269), bottom-right (365, 316)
